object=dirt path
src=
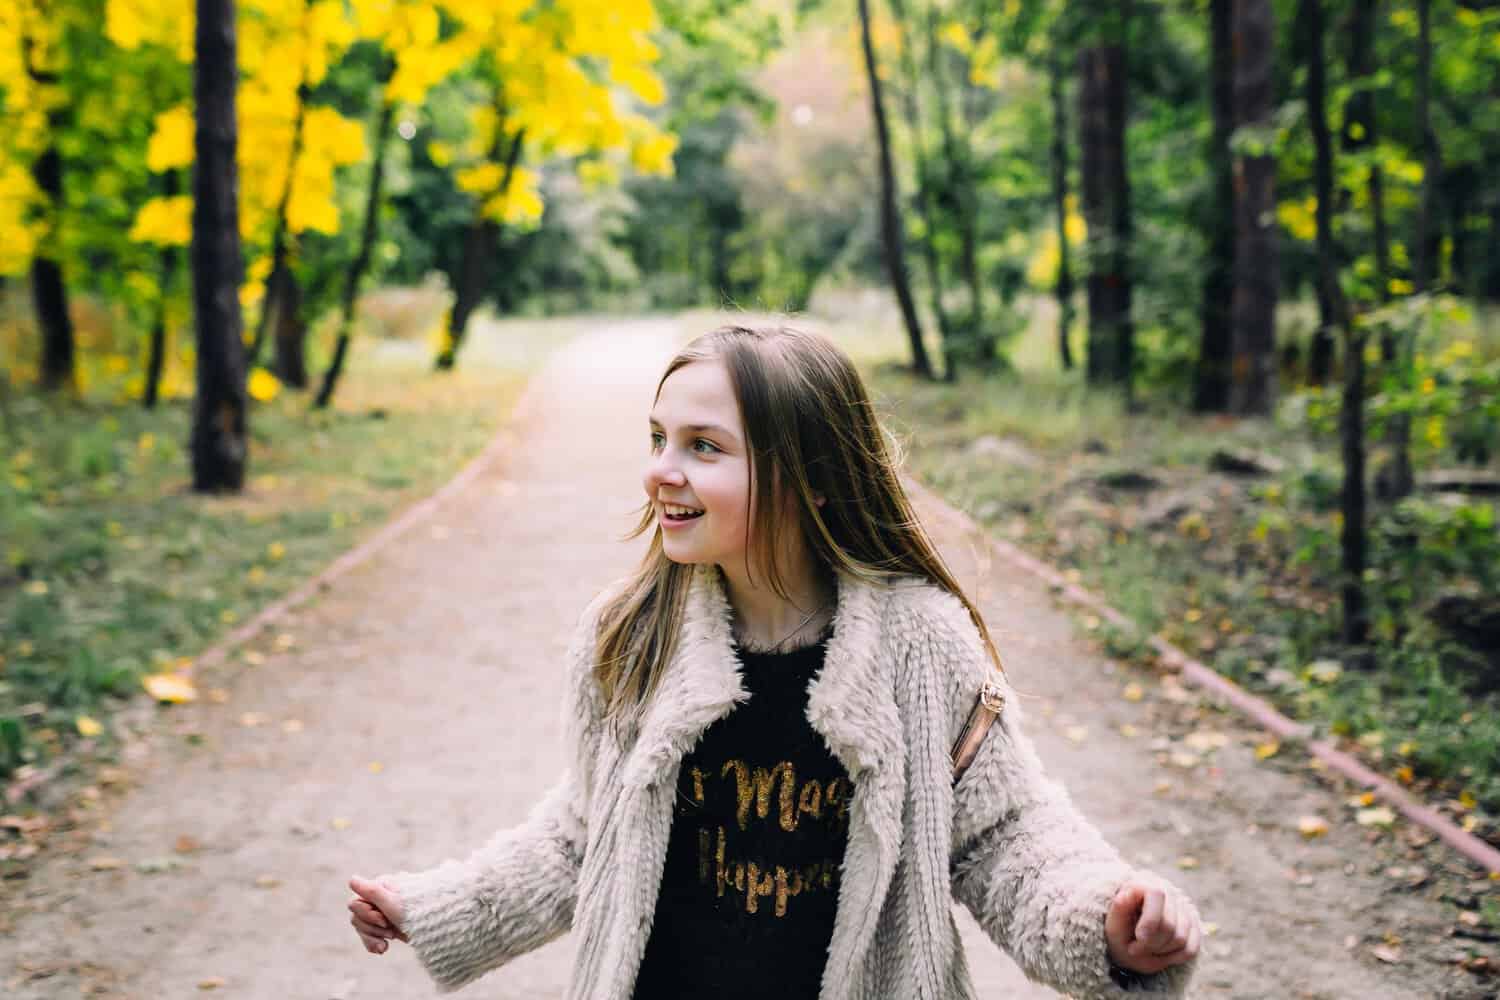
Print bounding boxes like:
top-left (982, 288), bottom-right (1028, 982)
top-left (1, 318), bottom-right (1490, 999)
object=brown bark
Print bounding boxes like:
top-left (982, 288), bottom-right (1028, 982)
top-left (1077, 40), bottom-right (1133, 400)
top-left (24, 31), bottom-right (73, 393)
top-left (144, 170), bottom-right (180, 410)
top-left (887, 0), bottom-right (953, 377)
top-left (436, 118), bottom-right (524, 372)
top-left (1194, 0), bottom-right (1234, 407)
top-left (315, 83), bottom-right (396, 410)
top-left (1228, 0), bottom-right (1277, 416)
top-left (856, 0), bottom-right (933, 379)
top-left (1049, 48), bottom-right (1075, 373)
top-left (1299, 0), bottom-right (1343, 385)
top-left (190, 0), bottom-right (249, 492)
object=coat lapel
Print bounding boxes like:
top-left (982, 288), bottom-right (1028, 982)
top-left (611, 562), bottom-right (907, 1000)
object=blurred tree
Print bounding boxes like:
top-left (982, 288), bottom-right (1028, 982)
top-left (1227, 0), bottom-right (1276, 416)
top-left (856, 0), bottom-right (932, 377)
top-left (189, 0), bottom-right (249, 493)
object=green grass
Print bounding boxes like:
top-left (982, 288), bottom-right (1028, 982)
top-left (0, 300), bottom-right (583, 779)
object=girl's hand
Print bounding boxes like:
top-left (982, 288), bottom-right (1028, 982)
top-left (347, 875), bottom-right (410, 955)
top-left (1104, 872), bottom-right (1202, 976)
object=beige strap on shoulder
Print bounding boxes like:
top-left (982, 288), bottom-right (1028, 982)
top-left (950, 678), bottom-right (1006, 786)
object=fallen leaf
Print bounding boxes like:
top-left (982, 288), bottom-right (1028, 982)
top-left (1118, 723), bottom-right (1139, 738)
top-left (142, 672), bottom-right (197, 704)
top-left (75, 716), bottom-right (103, 737)
top-left (207, 689), bottom-right (230, 704)
top-left (1254, 741), bottom-right (1279, 760)
top-left (1305, 659), bottom-right (1343, 684)
top-left (331, 817), bottom-right (351, 831)
top-left (367, 761), bottom-right (384, 774)
top-left (1297, 815), bottom-right (1329, 838)
top-left (1153, 779), bottom-right (1173, 795)
top-left (1122, 683), bottom-right (1144, 702)
top-left (1347, 791), bottom-right (1376, 807)
top-left (254, 874), bottom-right (281, 889)
top-left (1356, 807), bottom-right (1396, 828)
top-left (1459, 911), bottom-right (1482, 927)
top-left (1178, 856), bottom-right (1199, 869)
top-left (174, 834), bottom-right (202, 854)
top-left (239, 712), bottom-right (266, 728)
top-left (1370, 944), bottom-right (1402, 964)
top-left (135, 857), bottom-right (184, 874)
top-left (1064, 725), bottom-right (1088, 744)
top-left (89, 856), bottom-right (125, 871)
top-left (1183, 730), bottom-right (1229, 752)
top-left (198, 976), bottom-right (226, 990)
top-left (1169, 751), bottom-right (1200, 769)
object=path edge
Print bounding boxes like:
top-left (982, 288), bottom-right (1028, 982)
top-left (902, 475), bottom-right (1500, 878)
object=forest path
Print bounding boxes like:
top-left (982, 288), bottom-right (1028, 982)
top-left (0, 317), bottom-right (1475, 999)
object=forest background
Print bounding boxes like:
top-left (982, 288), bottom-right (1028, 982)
top-left (2, 0), bottom-right (1500, 912)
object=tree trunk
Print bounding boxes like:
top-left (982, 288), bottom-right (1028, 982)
top-left (927, 8), bottom-right (986, 370)
top-left (246, 1), bottom-right (307, 374)
top-left (1414, 0), bottom-right (1438, 292)
top-left (1340, 319), bottom-right (1369, 646)
top-left (1049, 48), bottom-right (1075, 373)
top-left (1194, 0), bottom-right (1235, 407)
top-left (22, 26), bottom-right (74, 394)
top-left (270, 266), bottom-right (308, 387)
top-left (1077, 38), bottom-right (1134, 400)
top-left (856, 0), bottom-right (933, 379)
top-left (1228, 0), bottom-right (1277, 416)
top-left (436, 122), bottom-right (524, 372)
top-left (1344, 0), bottom-right (1410, 497)
top-left (1300, 0), bottom-right (1342, 386)
top-left (887, 0), bottom-right (954, 377)
top-left (190, 0), bottom-right (249, 493)
top-left (315, 86), bottom-right (396, 410)
top-left (144, 170), bottom-right (180, 410)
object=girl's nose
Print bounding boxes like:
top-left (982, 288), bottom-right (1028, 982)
top-left (644, 451), bottom-right (686, 495)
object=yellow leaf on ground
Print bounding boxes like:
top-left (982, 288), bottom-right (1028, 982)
top-left (76, 716), bottom-right (103, 737)
top-left (90, 856), bottom-right (125, 870)
top-left (1254, 741), bottom-right (1280, 759)
top-left (1178, 856), bottom-right (1199, 869)
top-left (1184, 730), bottom-right (1229, 752)
top-left (331, 817), bottom-right (351, 830)
top-left (198, 977), bottom-right (226, 990)
top-left (1298, 815), bottom-right (1330, 838)
top-left (143, 672), bottom-right (197, 704)
top-left (1356, 807), bottom-right (1396, 828)
top-left (1122, 682), bottom-right (1144, 702)
top-left (1064, 725), bottom-right (1088, 744)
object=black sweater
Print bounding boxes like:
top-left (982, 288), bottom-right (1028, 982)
top-left (631, 636), bottom-right (851, 999)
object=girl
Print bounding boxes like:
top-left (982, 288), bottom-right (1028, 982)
top-left (347, 324), bottom-right (1203, 998)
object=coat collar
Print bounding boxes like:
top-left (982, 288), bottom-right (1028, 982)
top-left (617, 561), bottom-right (908, 1000)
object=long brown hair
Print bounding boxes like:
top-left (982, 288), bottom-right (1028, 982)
top-left (594, 324), bottom-right (1006, 722)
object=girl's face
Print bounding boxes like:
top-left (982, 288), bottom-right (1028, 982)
top-left (643, 360), bottom-right (753, 567)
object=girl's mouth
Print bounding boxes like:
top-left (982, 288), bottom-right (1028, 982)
top-left (661, 506), bottom-right (704, 527)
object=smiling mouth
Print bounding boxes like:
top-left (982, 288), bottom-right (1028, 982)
top-left (661, 504), bottom-right (704, 521)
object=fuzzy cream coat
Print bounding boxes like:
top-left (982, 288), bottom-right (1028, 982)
top-left (379, 563), bottom-right (1202, 998)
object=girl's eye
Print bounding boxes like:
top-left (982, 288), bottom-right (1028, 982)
top-left (649, 432), bottom-right (719, 455)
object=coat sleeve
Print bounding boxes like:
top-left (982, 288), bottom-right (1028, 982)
top-left (374, 583), bottom-right (619, 993)
top-left (929, 595), bottom-right (1202, 999)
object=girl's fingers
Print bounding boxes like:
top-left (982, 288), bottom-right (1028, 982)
top-left (353, 914), bottom-right (395, 939)
top-left (349, 898), bottom-right (389, 927)
top-left (1152, 892), bottom-right (1178, 952)
top-left (351, 920), bottom-right (388, 954)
